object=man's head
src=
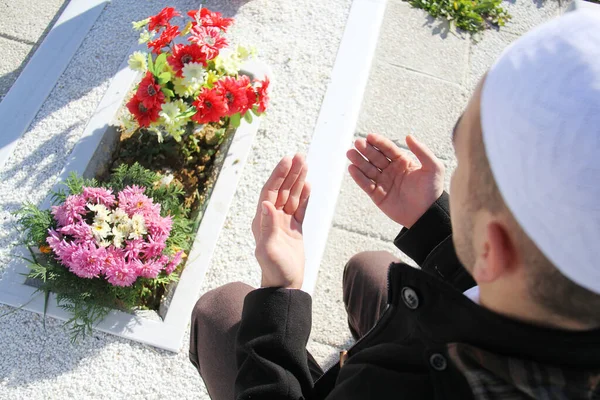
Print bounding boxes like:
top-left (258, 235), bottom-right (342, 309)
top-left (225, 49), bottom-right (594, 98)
top-left (449, 10), bottom-right (600, 329)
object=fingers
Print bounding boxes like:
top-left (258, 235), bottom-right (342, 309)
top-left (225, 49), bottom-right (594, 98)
top-left (346, 149), bottom-right (380, 181)
top-left (294, 182), bottom-right (311, 224)
top-left (284, 166), bottom-right (307, 215)
top-left (259, 156), bottom-right (294, 208)
top-left (354, 138), bottom-right (390, 170)
top-left (405, 135), bottom-right (441, 170)
top-left (275, 154), bottom-right (305, 209)
top-left (348, 164), bottom-right (376, 195)
top-left (366, 133), bottom-right (404, 161)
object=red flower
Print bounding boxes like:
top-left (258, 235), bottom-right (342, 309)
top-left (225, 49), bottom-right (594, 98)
top-left (148, 24), bottom-right (180, 54)
top-left (255, 77), bottom-right (270, 113)
top-left (187, 8), bottom-right (233, 32)
top-left (127, 96), bottom-right (161, 127)
top-left (192, 88), bottom-right (228, 124)
top-left (148, 7), bottom-right (180, 31)
top-left (188, 26), bottom-right (227, 60)
top-left (167, 44), bottom-right (207, 77)
top-left (136, 71), bottom-right (165, 108)
top-left (215, 77), bottom-right (250, 115)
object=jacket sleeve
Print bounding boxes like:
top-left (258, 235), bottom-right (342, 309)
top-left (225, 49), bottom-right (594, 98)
top-left (235, 287), bottom-right (314, 400)
top-left (394, 192), bottom-right (475, 292)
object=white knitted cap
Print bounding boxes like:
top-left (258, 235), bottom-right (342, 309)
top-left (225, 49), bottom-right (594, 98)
top-left (480, 9), bottom-right (600, 294)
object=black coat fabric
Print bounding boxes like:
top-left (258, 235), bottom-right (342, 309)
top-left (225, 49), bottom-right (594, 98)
top-left (234, 193), bottom-right (600, 399)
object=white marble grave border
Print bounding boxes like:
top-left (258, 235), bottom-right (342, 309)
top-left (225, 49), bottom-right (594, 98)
top-left (302, 0), bottom-right (387, 294)
top-left (0, 0), bottom-right (109, 170)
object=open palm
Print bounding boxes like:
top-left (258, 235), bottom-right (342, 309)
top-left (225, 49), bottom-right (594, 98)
top-left (252, 154), bottom-right (311, 289)
top-left (347, 133), bottom-right (445, 228)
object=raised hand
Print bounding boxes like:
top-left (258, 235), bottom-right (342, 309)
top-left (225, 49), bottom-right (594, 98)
top-left (346, 133), bottom-right (445, 228)
top-left (251, 154), bottom-right (311, 289)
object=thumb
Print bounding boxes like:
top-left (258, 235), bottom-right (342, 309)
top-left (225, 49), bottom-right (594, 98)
top-left (406, 135), bottom-right (441, 170)
top-left (260, 201), bottom-right (278, 236)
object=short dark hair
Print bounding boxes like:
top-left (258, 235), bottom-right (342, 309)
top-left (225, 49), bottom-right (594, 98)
top-left (468, 125), bottom-right (600, 327)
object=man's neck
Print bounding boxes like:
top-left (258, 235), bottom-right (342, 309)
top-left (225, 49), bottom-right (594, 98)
top-left (478, 284), bottom-right (593, 331)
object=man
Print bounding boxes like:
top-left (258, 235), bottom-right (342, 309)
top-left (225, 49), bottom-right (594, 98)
top-left (190, 9), bottom-right (600, 399)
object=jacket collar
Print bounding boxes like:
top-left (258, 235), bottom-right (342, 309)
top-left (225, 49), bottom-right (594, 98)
top-left (388, 263), bottom-right (600, 368)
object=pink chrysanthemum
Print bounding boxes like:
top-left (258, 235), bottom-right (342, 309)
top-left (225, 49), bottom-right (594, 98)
top-left (141, 234), bottom-right (167, 260)
top-left (47, 229), bottom-right (78, 265)
top-left (51, 194), bottom-right (87, 227)
top-left (118, 185), bottom-right (157, 218)
top-left (147, 215), bottom-right (173, 237)
top-left (124, 238), bottom-right (144, 261)
top-left (165, 251), bottom-right (184, 275)
top-left (105, 259), bottom-right (138, 287)
top-left (69, 243), bottom-right (107, 278)
top-left (135, 258), bottom-right (163, 279)
top-left (82, 187), bottom-right (115, 207)
top-left (57, 222), bottom-right (93, 244)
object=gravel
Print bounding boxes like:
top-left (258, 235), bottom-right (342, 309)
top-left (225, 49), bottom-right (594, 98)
top-left (0, 0), bottom-right (352, 398)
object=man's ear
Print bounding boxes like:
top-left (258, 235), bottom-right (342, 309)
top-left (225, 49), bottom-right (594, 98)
top-left (472, 221), bottom-right (516, 283)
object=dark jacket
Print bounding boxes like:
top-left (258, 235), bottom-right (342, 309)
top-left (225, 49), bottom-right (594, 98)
top-left (235, 193), bottom-right (600, 399)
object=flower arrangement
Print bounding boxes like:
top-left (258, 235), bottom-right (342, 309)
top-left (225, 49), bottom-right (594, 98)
top-left (13, 7), bottom-right (268, 342)
top-left (46, 185), bottom-right (183, 287)
top-left (122, 6), bottom-right (270, 143)
top-left (16, 164), bottom-right (193, 340)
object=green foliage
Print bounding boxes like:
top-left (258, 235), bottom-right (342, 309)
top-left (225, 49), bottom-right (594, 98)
top-left (230, 113), bottom-right (241, 128)
top-left (13, 203), bottom-right (54, 247)
top-left (12, 163), bottom-right (193, 341)
top-left (409, 0), bottom-right (510, 33)
top-left (50, 173), bottom-right (98, 204)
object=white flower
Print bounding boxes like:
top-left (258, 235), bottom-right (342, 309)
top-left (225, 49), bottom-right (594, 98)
top-left (112, 209), bottom-right (130, 225)
top-left (138, 29), bottom-right (154, 44)
top-left (128, 51), bottom-right (148, 72)
top-left (128, 214), bottom-right (148, 240)
top-left (159, 102), bottom-right (181, 126)
top-left (173, 77), bottom-right (201, 98)
top-left (236, 44), bottom-right (257, 61)
top-left (92, 221), bottom-right (111, 241)
top-left (182, 62), bottom-right (206, 86)
top-left (159, 174), bottom-right (174, 186)
top-left (215, 49), bottom-right (242, 76)
top-left (132, 18), bottom-right (150, 31)
top-left (88, 203), bottom-right (111, 223)
top-left (112, 226), bottom-right (125, 248)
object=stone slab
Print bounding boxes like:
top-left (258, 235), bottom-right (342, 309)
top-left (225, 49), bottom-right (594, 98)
top-left (0, 0), bottom-right (67, 43)
top-left (357, 60), bottom-right (468, 160)
top-left (0, 36), bottom-right (32, 101)
top-left (306, 340), bottom-right (344, 371)
top-left (501, 0), bottom-right (560, 35)
top-left (377, 0), bottom-right (470, 85)
top-left (310, 227), bottom-right (414, 348)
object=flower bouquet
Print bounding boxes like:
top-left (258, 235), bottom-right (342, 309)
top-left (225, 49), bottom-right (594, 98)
top-left (16, 164), bottom-right (193, 340)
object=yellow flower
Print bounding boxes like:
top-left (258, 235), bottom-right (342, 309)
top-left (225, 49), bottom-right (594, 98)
top-left (173, 77), bottom-right (200, 98)
top-left (128, 51), bottom-right (148, 72)
top-left (138, 29), bottom-right (153, 44)
top-left (132, 18), bottom-right (150, 31)
top-left (205, 70), bottom-right (220, 88)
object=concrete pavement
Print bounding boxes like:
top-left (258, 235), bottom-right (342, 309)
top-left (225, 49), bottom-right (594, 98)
top-left (0, 0), bottom-right (67, 101)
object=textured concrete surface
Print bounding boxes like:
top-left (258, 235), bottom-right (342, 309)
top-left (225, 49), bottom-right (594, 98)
top-left (0, 0), bottom-right (68, 101)
top-left (0, 0), bottom-right (568, 398)
top-left (377, 1), bottom-right (470, 85)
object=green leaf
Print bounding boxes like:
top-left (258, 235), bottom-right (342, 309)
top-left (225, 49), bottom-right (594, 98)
top-left (230, 113), bottom-right (241, 128)
top-left (158, 72), bottom-right (172, 85)
top-left (154, 53), bottom-right (167, 74)
top-left (176, 107), bottom-right (197, 119)
top-left (251, 106), bottom-right (260, 117)
top-left (147, 53), bottom-right (155, 75)
top-left (161, 87), bottom-right (174, 98)
top-left (243, 111), bottom-right (253, 124)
